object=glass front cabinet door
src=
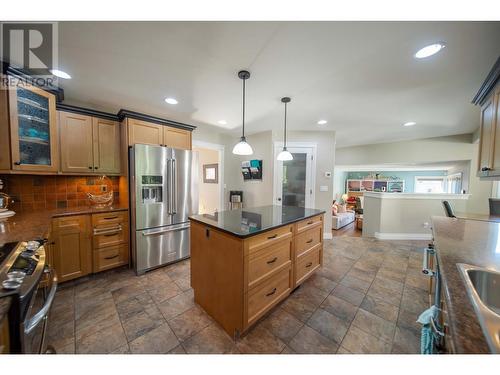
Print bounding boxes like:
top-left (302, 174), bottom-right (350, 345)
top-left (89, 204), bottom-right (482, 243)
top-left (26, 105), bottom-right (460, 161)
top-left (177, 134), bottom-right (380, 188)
top-left (8, 83), bottom-right (58, 171)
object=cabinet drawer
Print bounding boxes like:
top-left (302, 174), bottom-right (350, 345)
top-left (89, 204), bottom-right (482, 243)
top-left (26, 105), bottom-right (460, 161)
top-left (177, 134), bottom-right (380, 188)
top-left (247, 266), bottom-right (291, 326)
top-left (93, 244), bottom-right (128, 273)
top-left (92, 211), bottom-right (127, 227)
top-left (248, 240), bottom-right (292, 289)
top-left (295, 225), bottom-right (322, 257)
top-left (296, 215), bottom-right (323, 233)
top-left (52, 215), bottom-right (87, 232)
top-left (295, 246), bottom-right (321, 286)
top-left (93, 225), bottom-right (128, 248)
top-left (246, 225), bottom-right (293, 255)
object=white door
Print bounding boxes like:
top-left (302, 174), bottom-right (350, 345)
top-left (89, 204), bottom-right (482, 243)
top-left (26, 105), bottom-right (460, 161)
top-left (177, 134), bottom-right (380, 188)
top-left (274, 145), bottom-right (316, 208)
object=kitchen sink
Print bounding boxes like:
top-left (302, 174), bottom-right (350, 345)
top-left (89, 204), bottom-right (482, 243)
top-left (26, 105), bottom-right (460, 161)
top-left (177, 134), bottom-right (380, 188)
top-left (457, 264), bottom-right (500, 353)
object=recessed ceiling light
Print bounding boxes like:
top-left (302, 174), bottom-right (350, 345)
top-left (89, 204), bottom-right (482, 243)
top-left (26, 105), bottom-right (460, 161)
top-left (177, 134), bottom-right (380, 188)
top-left (403, 121), bottom-right (417, 127)
top-left (218, 120), bottom-right (227, 125)
top-left (414, 43), bottom-right (446, 59)
top-left (165, 97), bottom-right (178, 105)
top-left (50, 69), bottom-right (71, 79)
top-left (317, 120), bottom-right (328, 125)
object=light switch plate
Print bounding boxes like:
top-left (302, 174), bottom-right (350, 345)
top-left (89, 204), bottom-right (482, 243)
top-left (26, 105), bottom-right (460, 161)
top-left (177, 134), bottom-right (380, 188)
top-left (320, 185), bottom-right (328, 192)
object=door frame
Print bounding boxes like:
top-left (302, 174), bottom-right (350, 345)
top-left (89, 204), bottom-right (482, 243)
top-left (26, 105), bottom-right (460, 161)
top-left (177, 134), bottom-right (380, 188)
top-left (192, 140), bottom-right (225, 213)
top-left (273, 141), bottom-right (317, 208)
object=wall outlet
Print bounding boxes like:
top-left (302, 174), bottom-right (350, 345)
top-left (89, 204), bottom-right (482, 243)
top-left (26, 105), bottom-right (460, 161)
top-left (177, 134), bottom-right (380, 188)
top-left (320, 185), bottom-right (328, 192)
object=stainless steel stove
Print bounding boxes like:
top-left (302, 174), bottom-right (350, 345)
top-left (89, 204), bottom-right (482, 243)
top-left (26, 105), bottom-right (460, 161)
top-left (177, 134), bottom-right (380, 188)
top-left (0, 240), bottom-right (57, 354)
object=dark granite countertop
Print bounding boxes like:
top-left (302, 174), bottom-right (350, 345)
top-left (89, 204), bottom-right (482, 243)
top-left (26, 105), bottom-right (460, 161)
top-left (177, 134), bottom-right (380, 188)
top-left (0, 204), bottom-right (129, 245)
top-left (432, 216), bottom-right (500, 353)
top-left (189, 205), bottom-right (325, 238)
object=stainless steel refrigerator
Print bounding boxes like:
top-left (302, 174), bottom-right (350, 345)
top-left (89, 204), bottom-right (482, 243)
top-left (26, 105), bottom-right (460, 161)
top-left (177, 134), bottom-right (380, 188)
top-left (129, 144), bottom-right (198, 275)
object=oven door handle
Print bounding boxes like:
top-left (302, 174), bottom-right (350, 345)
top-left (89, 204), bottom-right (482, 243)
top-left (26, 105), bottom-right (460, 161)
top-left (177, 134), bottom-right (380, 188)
top-left (24, 268), bottom-right (58, 335)
top-left (422, 247), bottom-right (435, 276)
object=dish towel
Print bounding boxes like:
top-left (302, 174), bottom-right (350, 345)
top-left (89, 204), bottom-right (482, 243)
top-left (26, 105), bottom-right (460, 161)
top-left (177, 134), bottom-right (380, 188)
top-left (417, 305), bottom-right (438, 354)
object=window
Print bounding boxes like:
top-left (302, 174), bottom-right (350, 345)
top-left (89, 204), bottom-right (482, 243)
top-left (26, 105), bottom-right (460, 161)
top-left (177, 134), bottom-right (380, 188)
top-left (414, 176), bottom-right (445, 193)
top-left (445, 173), bottom-right (462, 194)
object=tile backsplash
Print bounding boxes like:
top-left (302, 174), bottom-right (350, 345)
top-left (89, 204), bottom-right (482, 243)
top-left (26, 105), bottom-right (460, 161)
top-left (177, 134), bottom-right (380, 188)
top-left (0, 175), bottom-right (122, 212)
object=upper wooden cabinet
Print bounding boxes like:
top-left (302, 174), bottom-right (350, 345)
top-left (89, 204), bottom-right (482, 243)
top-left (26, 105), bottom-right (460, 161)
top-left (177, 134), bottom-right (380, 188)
top-left (59, 111), bottom-right (94, 173)
top-left (59, 111), bottom-right (121, 174)
top-left (92, 117), bottom-right (121, 174)
top-left (474, 57), bottom-right (500, 178)
top-left (127, 118), bottom-right (164, 146)
top-left (7, 80), bottom-right (59, 172)
top-left (125, 117), bottom-right (193, 150)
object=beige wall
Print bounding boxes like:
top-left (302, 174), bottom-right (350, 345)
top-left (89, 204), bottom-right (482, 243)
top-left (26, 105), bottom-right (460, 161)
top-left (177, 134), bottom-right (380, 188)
top-left (335, 134), bottom-right (493, 215)
top-left (193, 147), bottom-right (220, 215)
top-left (363, 193), bottom-right (469, 239)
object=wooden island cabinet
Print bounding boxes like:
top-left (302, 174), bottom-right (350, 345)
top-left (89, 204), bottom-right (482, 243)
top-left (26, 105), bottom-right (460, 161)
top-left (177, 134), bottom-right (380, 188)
top-left (189, 205), bottom-right (324, 337)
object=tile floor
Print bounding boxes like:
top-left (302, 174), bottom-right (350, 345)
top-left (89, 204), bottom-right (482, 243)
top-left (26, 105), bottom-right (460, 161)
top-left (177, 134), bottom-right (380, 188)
top-left (48, 236), bottom-right (429, 354)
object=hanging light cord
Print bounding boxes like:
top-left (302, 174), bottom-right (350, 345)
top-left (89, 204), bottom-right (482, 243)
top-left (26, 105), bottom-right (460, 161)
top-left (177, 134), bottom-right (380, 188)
top-left (242, 77), bottom-right (246, 138)
top-left (283, 101), bottom-right (287, 148)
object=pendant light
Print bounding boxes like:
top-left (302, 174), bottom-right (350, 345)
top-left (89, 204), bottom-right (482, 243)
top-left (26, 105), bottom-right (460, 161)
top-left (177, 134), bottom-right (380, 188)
top-left (277, 97), bottom-right (293, 161)
top-left (232, 70), bottom-right (254, 155)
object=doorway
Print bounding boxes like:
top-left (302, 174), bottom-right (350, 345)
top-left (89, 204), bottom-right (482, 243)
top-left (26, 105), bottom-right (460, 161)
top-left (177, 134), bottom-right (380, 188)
top-left (192, 141), bottom-right (224, 214)
top-left (273, 143), bottom-right (316, 208)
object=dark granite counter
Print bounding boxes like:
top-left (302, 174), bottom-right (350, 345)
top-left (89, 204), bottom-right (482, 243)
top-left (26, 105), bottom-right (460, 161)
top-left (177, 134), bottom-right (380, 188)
top-left (432, 216), bottom-right (500, 353)
top-left (0, 204), bottom-right (129, 245)
top-left (189, 205), bottom-right (325, 238)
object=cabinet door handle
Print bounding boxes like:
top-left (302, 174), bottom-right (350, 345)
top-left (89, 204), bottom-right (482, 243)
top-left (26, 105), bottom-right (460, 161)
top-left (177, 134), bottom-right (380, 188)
top-left (94, 166), bottom-right (99, 170)
top-left (266, 257), bottom-right (278, 265)
top-left (104, 254), bottom-right (119, 260)
top-left (103, 216), bottom-right (118, 220)
top-left (14, 161), bottom-right (21, 165)
top-left (306, 239), bottom-right (313, 244)
top-left (481, 167), bottom-right (491, 171)
top-left (266, 288), bottom-right (277, 297)
top-left (305, 262), bottom-right (313, 268)
top-left (267, 234), bottom-right (278, 240)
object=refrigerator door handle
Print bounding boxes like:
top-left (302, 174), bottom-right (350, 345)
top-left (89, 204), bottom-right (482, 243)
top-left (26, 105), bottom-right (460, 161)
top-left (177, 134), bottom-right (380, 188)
top-left (141, 222), bottom-right (190, 236)
top-left (167, 159), bottom-right (172, 215)
top-left (172, 159), bottom-right (177, 214)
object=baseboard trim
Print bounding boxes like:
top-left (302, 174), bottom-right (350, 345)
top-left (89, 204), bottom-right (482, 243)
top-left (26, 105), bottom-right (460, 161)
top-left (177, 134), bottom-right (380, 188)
top-left (374, 232), bottom-right (432, 240)
top-left (323, 232), bottom-right (333, 240)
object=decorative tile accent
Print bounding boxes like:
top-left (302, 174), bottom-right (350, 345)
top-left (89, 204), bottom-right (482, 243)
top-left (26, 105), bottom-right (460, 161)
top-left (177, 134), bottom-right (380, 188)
top-left (0, 174), bottom-right (122, 212)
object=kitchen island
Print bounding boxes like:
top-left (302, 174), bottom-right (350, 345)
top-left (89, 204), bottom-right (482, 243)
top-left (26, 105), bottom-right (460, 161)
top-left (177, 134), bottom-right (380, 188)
top-left (189, 205), bottom-right (325, 337)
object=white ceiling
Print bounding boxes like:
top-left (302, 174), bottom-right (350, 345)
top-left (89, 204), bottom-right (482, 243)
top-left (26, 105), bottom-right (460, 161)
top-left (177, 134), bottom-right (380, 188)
top-left (57, 21), bottom-right (500, 147)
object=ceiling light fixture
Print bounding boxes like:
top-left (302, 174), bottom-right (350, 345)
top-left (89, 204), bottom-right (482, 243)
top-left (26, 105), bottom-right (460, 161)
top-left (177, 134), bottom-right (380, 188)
top-left (403, 121), bottom-right (417, 127)
top-left (218, 120), bottom-right (227, 125)
top-left (317, 120), bottom-right (328, 125)
top-left (165, 97), bottom-right (178, 105)
top-left (414, 43), bottom-right (446, 59)
top-left (50, 69), bottom-right (71, 79)
top-left (232, 70), bottom-right (253, 156)
top-left (277, 97), bottom-right (293, 161)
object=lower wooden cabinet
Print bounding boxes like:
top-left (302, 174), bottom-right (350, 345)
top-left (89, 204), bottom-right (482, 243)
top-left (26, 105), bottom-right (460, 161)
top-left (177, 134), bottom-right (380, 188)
top-left (50, 210), bottom-right (129, 282)
top-left (190, 213), bottom-right (324, 337)
top-left (51, 215), bottom-right (92, 283)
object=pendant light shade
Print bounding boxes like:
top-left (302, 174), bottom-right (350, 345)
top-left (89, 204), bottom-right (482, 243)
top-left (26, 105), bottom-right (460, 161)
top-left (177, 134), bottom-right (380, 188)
top-left (232, 136), bottom-right (254, 155)
top-left (277, 97), bottom-right (293, 161)
top-left (233, 70), bottom-right (253, 155)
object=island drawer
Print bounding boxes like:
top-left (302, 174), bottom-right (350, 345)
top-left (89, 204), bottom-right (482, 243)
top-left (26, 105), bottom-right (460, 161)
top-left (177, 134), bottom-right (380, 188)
top-left (246, 266), bottom-right (292, 326)
top-left (93, 244), bottom-right (128, 273)
top-left (247, 239), bottom-right (292, 289)
top-left (92, 211), bottom-right (128, 228)
top-left (296, 215), bottom-right (322, 234)
top-left (295, 246), bottom-right (321, 285)
top-left (295, 225), bottom-right (322, 257)
top-left (246, 224), bottom-right (293, 255)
